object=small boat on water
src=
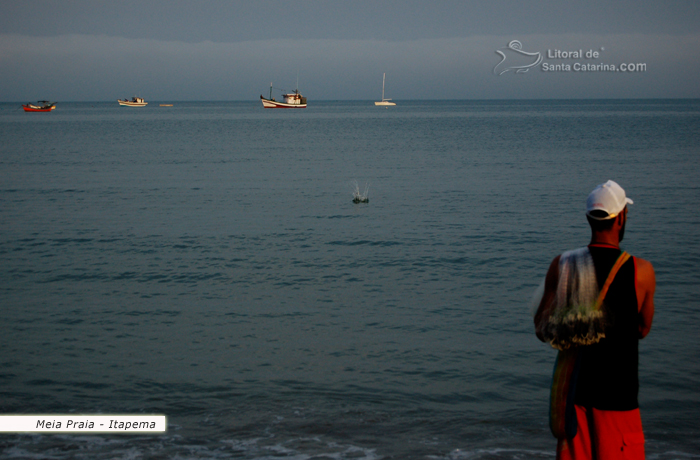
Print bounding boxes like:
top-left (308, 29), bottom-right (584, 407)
top-left (260, 82), bottom-right (307, 108)
top-left (22, 101), bottom-right (56, 112)
top-left (118, 97), bottom-right (148, 107)
top-left (374, 73), bottom-right (396, 106)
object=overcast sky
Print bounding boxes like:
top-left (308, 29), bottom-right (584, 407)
top-left (1, 0), bottom-right (699, 101)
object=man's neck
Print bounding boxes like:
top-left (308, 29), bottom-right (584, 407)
top-left (590, 232), bottom-right (620, 248)
top-left (589, 241), bottom-right (620, 249)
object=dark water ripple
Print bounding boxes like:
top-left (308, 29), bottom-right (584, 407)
top-left (0, 100), bottom-right (699, 459)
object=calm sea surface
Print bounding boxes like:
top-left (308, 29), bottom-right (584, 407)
top-left (1, 100), bottom-right (699, 459)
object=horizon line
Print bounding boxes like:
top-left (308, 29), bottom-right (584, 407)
top-left (4, 97), bottom-right (699, 104)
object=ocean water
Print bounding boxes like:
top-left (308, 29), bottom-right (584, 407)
top-left (0, 100), bottom-right (698, 459)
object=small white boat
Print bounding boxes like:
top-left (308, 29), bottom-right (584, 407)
top-left (118, 97), bottom-right (148, 107)
top-left (374, 73), bottom-right (396, 106)
top-left (260, 82), bottom-right (307, 108)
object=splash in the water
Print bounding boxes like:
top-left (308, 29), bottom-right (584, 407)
top-left (351, 180), bottom-right (369, 203)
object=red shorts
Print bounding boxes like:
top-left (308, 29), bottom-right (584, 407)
top-left (557, 405), bottom-right (645, 460)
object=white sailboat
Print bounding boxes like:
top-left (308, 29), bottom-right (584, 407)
top-left (374, 73), bottom-right (396, 106)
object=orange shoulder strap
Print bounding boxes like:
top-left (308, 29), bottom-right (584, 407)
top-left (594, 251), bottom-right (631, 310)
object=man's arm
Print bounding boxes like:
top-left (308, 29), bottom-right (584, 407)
top-left (635, 257), bottom-right (656, 339)
top-left (534, 255), bottom-right (560, 342)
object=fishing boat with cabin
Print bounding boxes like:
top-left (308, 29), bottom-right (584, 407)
top-left (260, 82), bottom-right (307, 108)
top-left (118, 97), bottom-right (148, 107)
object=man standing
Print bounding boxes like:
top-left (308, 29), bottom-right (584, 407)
top-left (534, 180), bottom-right (656, 460)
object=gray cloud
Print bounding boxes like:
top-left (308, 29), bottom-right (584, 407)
top-left (2, 32), bottom-right (698, 102)
top-left (2, 1), bottom-right (699, 42)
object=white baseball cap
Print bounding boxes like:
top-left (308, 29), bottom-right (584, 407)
top-left (586, 180), bottom-right (633, 220)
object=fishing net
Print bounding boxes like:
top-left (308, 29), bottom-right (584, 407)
top-left (539, 247), bottom-right (607, 350)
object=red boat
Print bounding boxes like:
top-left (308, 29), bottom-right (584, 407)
top-left (22, 101), bottom-right (56, 112)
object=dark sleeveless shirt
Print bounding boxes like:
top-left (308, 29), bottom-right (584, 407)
top-left (574, 245), bottom-right (639, 410)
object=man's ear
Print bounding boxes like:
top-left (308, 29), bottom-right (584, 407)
top-left (615, 208), bottom-right (628, 231)
top-left (616, 210), bottom-right (626, 225)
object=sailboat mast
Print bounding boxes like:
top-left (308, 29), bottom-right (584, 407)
top-left (382, 73), bottom-right (386, 100)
